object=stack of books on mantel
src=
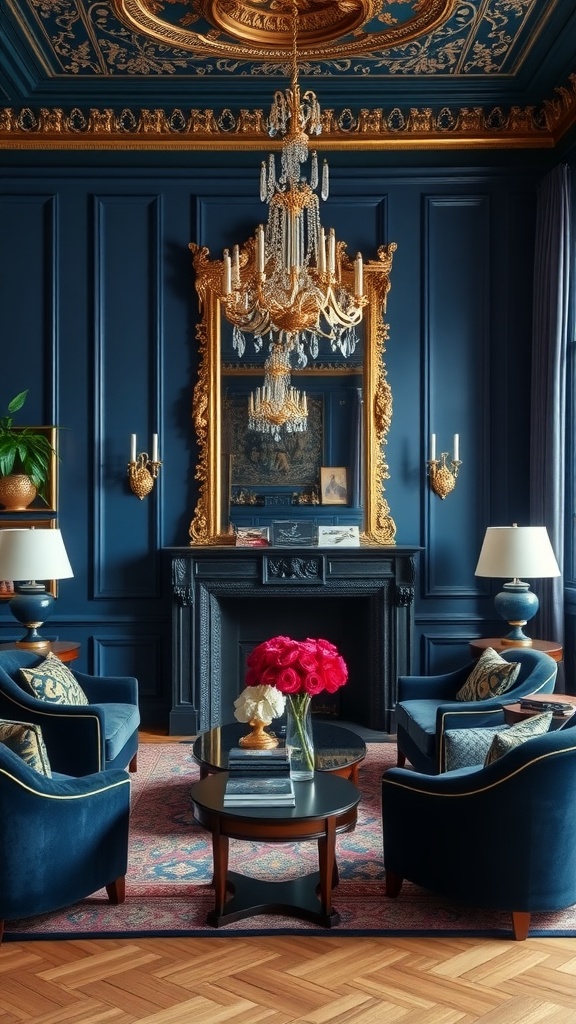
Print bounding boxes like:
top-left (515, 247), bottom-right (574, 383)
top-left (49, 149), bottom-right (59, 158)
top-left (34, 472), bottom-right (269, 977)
top-left (223, 746), bottom-right (295, 807)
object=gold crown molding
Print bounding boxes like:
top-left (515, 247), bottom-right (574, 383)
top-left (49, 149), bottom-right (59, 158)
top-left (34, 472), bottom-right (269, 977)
top-left (113, 0), bottom-right (457, 60)
top-left (1, 78), bottom-right (576, 152)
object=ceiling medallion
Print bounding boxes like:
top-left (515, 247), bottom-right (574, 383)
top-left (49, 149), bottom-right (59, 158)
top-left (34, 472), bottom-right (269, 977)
top-left (113, 0), bottom-right (457, 58)
top-left (202, 0), bottom-right (369, 47)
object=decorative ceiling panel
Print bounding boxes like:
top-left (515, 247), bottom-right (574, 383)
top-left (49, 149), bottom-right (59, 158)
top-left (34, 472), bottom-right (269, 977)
top-left (0, 0), bottom-right (575, 150)
top-left (4, 0), bottom-right (561, 79)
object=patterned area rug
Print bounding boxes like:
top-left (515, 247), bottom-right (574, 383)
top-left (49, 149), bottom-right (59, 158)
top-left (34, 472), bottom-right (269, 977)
top-left (5, 742), bottom-right (576, 940)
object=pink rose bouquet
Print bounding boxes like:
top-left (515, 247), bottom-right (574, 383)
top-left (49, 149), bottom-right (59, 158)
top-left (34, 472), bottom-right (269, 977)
top-left (246, 635), bottom-right (348, 695)
top-left (246, 636), bottom-right (348, 772)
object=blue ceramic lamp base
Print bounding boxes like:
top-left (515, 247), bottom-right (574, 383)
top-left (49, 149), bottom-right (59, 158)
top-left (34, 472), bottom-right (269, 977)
top-left (494, 580), bottom-right (539, 646)
top-left (9, 584), bottom-right (55, 650)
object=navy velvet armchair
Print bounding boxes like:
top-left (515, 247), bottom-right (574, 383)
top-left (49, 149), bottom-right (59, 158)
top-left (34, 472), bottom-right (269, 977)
top-left (0, 650), bottom-right (140, 776)
top-left (395, 647), bottom-right (557, 774)
top-left (0, 742), bottom-right (130, 942)
top-left (382, 723), bottom-right (576, 940)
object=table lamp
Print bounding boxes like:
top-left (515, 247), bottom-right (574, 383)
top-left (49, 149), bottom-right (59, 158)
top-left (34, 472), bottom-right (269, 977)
top-left (0, 527), bottom-right (73, 650)
top-left (474, 524), bottom-right (561, 646)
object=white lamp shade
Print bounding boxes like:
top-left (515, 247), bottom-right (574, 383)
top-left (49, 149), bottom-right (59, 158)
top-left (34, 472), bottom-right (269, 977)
top-left (475, 525), bottom-right (560, 580)
top-left (0, 528), bottom-right (73, 581)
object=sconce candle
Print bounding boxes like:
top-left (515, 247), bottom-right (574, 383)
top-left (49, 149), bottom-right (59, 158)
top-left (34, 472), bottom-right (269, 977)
top-left (128, 434), bottom-right (162, 499)
top-left (427, 434), bottom-right (462, 499)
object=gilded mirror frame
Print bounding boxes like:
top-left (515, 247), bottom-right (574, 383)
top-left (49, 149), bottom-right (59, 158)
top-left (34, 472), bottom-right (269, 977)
top-left (188, 240), bottom-right (397, 546)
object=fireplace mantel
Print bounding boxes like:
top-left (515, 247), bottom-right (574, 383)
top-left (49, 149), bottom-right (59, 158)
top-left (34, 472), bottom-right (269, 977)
top-left (165, 545), bottom-right (421, 735)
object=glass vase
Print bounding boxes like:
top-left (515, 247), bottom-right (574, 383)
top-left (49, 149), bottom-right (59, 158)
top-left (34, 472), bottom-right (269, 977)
top-left (285, 694), bottom-right (315, 781)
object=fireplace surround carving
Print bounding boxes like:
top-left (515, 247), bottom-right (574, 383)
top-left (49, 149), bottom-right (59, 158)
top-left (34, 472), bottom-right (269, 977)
top-left (166, 544), bottom-right (420, 735)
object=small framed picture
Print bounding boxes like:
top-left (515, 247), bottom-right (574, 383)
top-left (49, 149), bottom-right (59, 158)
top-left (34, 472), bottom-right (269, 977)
top-left (317, 526), bottom-right (360, 547)
top-left (320, 467), bottom-right (348, 505)
top-left (235, 526), bottom-right (270, 547)
top-left (271, 521), bottom-right (317, 547)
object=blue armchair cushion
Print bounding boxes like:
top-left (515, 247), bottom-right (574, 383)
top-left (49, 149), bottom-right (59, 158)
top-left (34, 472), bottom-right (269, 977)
top-left (19, 652), bottom-right (89, 705)
top-left (0, 719), bottom-right (52, 776)
top-left (484, 711), bottom-right (552, 765)
top-left (101, 704), bottom-right (140, 764)
top-left (455, 647), bottom-right (520, 701)
top-left (444, 725), bottom-right (503, 771)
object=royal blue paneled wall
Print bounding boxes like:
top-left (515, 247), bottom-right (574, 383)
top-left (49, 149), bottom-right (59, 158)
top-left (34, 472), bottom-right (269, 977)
top-left (0, 154), bottom-right (542, 726)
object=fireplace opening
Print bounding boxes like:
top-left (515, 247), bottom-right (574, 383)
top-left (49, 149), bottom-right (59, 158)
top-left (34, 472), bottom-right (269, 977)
top-left (216, 594), bottom-right (378, 727)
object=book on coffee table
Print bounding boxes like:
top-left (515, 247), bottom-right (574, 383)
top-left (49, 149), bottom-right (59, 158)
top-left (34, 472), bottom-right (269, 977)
top-left (223, 775), bottom-right (296, 807)
top-left (227, 747), bottom-right (291, 777)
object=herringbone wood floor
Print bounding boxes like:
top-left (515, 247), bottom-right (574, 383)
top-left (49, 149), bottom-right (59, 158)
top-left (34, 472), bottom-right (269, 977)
top-left (3, 933), bottom-right (576, 1023)
top-left (3, 734), bottom-right (576, 1022)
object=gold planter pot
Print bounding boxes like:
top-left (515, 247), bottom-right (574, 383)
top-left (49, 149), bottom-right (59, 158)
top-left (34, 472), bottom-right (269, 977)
top-left (0, 474), bottom-right (38, 510)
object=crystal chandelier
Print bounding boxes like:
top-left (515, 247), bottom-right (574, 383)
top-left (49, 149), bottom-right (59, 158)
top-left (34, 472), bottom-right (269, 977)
top-left (220, 0), bottom-right (366, 437)
top-left (248, 342), bottom-right (308, 442)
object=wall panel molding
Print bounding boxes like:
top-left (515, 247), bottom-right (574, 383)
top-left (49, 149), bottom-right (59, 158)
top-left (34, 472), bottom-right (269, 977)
top-left (92, 635), bottom-right (164, 700)
top-left (423, 192), bottom-right (491, 600)
top-left (0, 194), bottom-right (58, 422)
top-left (92, 194), bottom-right (164, 600)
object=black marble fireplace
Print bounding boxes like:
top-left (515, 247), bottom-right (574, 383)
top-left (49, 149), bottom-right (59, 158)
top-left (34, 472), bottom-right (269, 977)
top-left (165, 545), bottom-right (420, 735)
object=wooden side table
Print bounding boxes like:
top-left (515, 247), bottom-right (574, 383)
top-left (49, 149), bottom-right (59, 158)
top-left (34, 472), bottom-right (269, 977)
top-left (469, 638), bottom-right (563, 663)
top-left (503, 693), bottom-right (576, 728)
top-left (0, 641), bottom-right (80, 663)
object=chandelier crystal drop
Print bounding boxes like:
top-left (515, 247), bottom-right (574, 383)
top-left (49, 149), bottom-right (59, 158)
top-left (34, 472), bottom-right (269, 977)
top-left (219, 0), bottom-right (366, 436)
top-left (248, 343), bottom-right (308, 443)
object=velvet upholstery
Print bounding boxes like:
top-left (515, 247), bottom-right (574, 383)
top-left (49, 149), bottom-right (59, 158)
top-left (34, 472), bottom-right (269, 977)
top-left (0, 651), bottom-right (140, 776)
top-left (382, 722), bottom-right (576, 939)
top-left (0, 741), bottom-right (130, 941)
top-left (395, 648), bottom-right (557, 774)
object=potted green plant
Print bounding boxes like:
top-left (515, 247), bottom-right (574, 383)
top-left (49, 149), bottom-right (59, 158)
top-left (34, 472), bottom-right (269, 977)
top-left (0, 391), bottom-right (58, 510)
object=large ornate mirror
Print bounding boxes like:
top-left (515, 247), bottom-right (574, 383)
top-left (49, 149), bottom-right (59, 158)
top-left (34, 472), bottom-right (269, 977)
top-left (188, 241), bottom-right (397, 546)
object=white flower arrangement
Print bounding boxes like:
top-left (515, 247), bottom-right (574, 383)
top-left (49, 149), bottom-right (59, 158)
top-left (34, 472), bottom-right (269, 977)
top-left (234, 684), bottom-right (286, 724)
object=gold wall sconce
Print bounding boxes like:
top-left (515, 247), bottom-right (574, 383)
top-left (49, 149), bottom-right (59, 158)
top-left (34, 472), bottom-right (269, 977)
top-left (427, 434), bottom-right (461, 499)
top-left (128, 433), bottom-right (161, 499)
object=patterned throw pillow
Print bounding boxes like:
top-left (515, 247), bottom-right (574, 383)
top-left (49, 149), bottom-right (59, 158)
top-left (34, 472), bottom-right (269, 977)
top-left (0, 719), bottom-right (52, 776)
top-left (443, 725), bottom-right (503, 771)
top-left (484, 711), bottom-right (552, 766)
top-left (19, 651), bottom-right (89, 705)
top-left (455, 647), bottom-right (520, 702)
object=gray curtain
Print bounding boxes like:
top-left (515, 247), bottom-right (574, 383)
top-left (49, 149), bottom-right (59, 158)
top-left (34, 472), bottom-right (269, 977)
top-left (530, 164), bottom-right (571, 685)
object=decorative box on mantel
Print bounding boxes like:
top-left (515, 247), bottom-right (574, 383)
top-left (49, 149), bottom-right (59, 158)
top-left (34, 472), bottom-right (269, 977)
top-left (165, 545), bottom-right (421, 735)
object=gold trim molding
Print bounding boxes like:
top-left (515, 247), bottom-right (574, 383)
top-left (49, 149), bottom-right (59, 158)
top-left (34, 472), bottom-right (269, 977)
top-left (1, 77), bottom-right (576, 151)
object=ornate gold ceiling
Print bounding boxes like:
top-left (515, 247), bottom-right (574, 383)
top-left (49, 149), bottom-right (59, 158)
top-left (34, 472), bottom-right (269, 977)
top-left (0, 1), bottom-right (575, 150)
top-left (113, 0), bottom-right (457, 59)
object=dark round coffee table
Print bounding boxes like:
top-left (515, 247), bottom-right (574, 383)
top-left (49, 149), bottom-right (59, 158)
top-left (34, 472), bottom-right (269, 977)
top-left (193, 721), bottom-right (366, 784)
top-left (190, 771), bottom-right (360, 927)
